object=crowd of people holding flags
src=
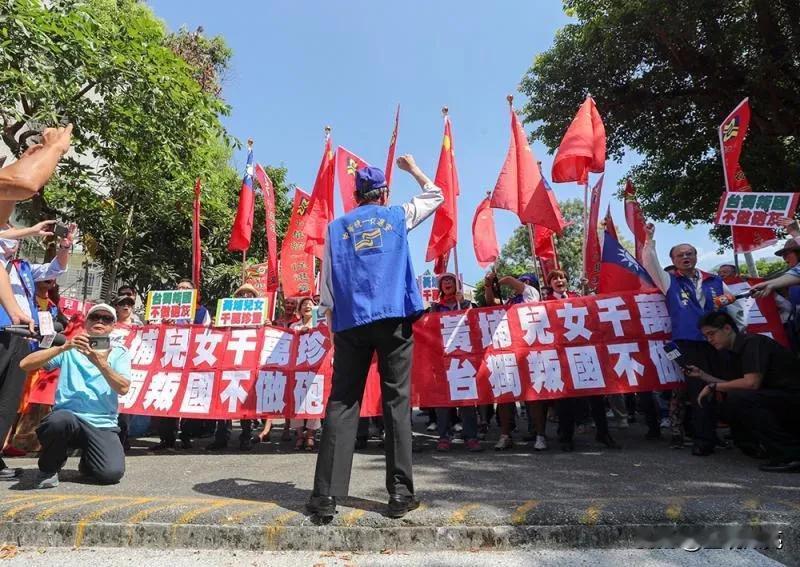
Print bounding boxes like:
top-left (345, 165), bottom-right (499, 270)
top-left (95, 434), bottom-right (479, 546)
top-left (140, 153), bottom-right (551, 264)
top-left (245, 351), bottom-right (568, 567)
top-left (0, 91), bottom-right (798, 515)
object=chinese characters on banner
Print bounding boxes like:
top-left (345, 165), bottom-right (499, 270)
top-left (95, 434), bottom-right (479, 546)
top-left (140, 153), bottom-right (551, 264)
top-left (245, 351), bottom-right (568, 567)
top-left (58, 297), bottom-right (96, 318)
top-left (715, 191), bottom-right (799, 228)
top-left (417, 272), bottom-right (440, 306)
top-left (244, 263), bottom-right (273, 297)
top-left (279, 189), bottom-right (316, 298)
top-left (36, 290), bottom-right (781, 420)
top-left (214, 297), bottom-right (269, 327)
top-left (144, 290), bottom-right (197, 324)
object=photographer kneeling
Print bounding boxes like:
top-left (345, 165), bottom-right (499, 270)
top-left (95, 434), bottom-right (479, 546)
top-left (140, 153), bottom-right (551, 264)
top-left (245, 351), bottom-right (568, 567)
top-left (688, 311), bottom-right (800, 473)
top-left (20, 304), bottom-right (131, 488)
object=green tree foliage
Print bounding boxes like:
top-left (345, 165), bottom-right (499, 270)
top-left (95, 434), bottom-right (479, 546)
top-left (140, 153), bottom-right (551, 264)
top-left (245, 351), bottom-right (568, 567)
top-left (0, 0), bottom-right (292, 301)
top-left (747, 257), bottom-right (787, 277)
top-left (519, 0), bottom-right (800, 244)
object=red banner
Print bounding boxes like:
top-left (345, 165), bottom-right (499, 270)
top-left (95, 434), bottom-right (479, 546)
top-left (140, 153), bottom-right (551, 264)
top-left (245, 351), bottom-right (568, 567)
top-left (27, 291), bottom-right (788, 417)
top-left (255, 165), bottom-right (279, 291)
top-left (584, 174), bottom-right (603, 290)
top-left (279, 189), bottom-right (316, 298)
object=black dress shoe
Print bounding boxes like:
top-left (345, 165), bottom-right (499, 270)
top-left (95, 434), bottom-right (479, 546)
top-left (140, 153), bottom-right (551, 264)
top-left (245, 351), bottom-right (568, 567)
top-left (691, 445), bottom-right (714, 457)
top-left (387, 494), bottom-right (420, 519)
top-left (759, 460), bottom-right (800, 473)
top-left (596, 433), bottom-right (621, 449)
top-left (306, 495), bottom-right (336, 518)
top-left (560, 440), bottom-right (574, 452)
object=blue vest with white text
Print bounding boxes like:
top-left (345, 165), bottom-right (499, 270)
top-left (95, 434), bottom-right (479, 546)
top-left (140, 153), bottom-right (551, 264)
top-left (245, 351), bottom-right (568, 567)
top-left (328, 204), bottom-right (423, 332)
top-left (0, 260), bottom-right (41, 328)
top-left (665, 271), bottom-right (724, 342)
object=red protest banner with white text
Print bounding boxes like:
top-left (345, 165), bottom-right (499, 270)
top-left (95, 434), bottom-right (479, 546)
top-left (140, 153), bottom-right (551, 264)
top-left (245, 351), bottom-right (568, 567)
top-left (32, 291), bottom-right (786, 417)
top-left (279, 190), bottom-right (316, 297)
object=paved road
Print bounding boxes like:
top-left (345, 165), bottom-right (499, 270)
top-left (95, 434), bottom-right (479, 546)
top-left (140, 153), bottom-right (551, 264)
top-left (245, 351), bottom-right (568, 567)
top-left (0, 547), bottom-right (786, 566)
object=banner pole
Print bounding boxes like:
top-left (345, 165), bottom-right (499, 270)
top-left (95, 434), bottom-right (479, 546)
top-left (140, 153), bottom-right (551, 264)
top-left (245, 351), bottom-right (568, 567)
top-left (582, 179), bottom-right (589, 294)
top-left (242, 250), bottom-right (247, 284)
top-left (527, 223), bottom-right (541, 281)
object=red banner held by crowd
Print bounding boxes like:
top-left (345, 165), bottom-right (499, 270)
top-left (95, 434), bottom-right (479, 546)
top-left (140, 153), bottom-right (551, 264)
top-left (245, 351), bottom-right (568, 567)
top-left (279, 189), bottom-right (315, 298)
top-left (29, 291), bottom-right (788, 418)
top-left (255, 164), bottom-right (279, 291)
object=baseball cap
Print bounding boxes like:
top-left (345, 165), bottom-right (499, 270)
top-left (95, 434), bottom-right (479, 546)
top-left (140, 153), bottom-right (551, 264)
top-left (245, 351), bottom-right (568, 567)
top-left (775, 238), bottom-right (800, 257)
top-left (87, 303), bottom-right (117, 322)
top-left (355, 166), bottom-right (387, 197)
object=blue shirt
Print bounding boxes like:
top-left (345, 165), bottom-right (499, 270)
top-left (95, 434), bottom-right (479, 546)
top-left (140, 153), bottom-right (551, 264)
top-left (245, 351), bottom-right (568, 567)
top-left (45, 346), bottom-right (131, 429)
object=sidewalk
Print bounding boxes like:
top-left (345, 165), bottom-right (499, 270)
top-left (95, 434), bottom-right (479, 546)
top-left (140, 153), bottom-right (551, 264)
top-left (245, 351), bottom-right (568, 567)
top-left (0, 417), bottom-right (797, 562)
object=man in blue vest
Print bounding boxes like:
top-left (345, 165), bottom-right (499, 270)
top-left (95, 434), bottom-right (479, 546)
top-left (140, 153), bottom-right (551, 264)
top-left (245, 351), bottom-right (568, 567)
top-left (307, 156), bottom-right (442, 520)
top-left (642, 223), bottom-right (744, 456)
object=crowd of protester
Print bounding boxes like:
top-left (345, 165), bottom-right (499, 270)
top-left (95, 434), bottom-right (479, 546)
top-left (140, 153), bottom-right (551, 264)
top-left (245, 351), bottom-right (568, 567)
top-left (0, 123), bottom-right (799, 495)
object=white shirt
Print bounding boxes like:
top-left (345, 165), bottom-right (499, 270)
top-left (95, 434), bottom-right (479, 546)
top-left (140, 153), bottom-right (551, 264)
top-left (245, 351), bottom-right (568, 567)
top-left (318, 182), bottom-right (444, 317)
top-left (519, 284), bottom-right (541, 303)
top-left (642, 239), bottom-right (745, 329)
top-left (0, 250), bottom-right (66, 317)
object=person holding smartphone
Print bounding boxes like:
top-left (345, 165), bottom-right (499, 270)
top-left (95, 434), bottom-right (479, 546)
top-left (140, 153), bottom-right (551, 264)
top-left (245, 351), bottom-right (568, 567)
top-left (19, 303), bottom-right (131, 488)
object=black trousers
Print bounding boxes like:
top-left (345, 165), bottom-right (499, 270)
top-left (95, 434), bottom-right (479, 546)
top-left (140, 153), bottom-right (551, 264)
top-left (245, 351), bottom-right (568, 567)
top-left (721, 389), bottom-right (800, 462)
top-left (37, 409), bottom-right (125, 484)
top-left (213, 419), bottom-right (253, 443)
top-left (313, 318), bottom-right (414, 498)
top-left (0, 333), bottom-right (31, 471)
top-left (557, 396), bottom-right (608, 441)
top-left (675, 340), bottom-right (730, 450)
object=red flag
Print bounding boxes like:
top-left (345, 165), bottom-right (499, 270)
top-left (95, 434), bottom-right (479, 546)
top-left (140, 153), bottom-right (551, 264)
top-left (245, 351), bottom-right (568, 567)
top-left (491, 109), bottom-right (568, 233)
top-left (385, 105), bottom-right (400, 189)
top-left (623, 179), bottom-right (647, 263)
top-left (255, 165), bottom-right (279, 292)
top-left (534, 225), bottom-right (559, 280)
top-left (471, 197), bottom-right (499, 268)
top-left (551, 96), bottom-right (605, 184)
top-left (584, 175), bottom-right (604, 290)
top-left (192, 177), bottom-right (202, 288)
top-left (603, 205), bottom-right (618, 241)
top-left (281, 189), bottom-right (316, 297)
top-left (426, 116), bottom-right (459, 269)
top-left (336, 146), bottom-right (369, 213)
top-left (719, 98), bottom-right (777, 253)
top-left (227, 143), bottom-right (255, 252)
top-left (304, 137), bottom-right (336, 260)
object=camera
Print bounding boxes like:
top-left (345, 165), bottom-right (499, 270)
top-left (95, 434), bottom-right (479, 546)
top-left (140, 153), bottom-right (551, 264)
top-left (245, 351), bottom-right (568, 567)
top-left (53, 222), bottom-right (69, 238)
top-left (88, 336), bottom-right (110, 351)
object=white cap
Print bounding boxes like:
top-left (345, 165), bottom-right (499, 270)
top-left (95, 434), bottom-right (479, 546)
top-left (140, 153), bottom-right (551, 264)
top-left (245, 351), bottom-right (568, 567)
top-left (87, 303), bottom-right (117, 323)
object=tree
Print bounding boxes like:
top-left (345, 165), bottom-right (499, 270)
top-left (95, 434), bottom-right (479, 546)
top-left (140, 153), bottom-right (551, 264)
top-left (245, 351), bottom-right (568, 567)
top-left (519, 0), bottom-right (800, 244)
top-left (0, 0), bottom-right (293, 301)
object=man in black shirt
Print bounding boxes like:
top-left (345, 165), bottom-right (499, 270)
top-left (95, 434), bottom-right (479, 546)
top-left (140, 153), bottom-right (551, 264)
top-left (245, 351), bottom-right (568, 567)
top-left (687, 311), bottom-right (800, 473)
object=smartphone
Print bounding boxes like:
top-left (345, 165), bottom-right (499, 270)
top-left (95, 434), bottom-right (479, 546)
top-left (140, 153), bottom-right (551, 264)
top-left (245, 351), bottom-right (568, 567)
top-left (89, 336), bottom-right (110, 351)
top-left (663, 342), bottom-right (688, 369)
top-left (53, 222), bottom-right (69, 238)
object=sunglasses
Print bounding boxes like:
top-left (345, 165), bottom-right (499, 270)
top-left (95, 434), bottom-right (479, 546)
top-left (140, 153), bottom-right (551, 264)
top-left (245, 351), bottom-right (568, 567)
top-left (88, 314), bottom-right (115, 324)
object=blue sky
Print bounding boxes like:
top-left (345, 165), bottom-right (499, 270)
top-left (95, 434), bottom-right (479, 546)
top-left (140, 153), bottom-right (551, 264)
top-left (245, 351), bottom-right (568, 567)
top-left (147, 0), bottom-right (784, 285)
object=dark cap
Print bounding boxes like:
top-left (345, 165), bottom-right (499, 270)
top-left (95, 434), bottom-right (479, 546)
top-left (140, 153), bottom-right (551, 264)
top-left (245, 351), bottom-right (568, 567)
top-left (355, 166), bottom-right (387, 197)
top-left (775, 238), bottom-right (800, 257)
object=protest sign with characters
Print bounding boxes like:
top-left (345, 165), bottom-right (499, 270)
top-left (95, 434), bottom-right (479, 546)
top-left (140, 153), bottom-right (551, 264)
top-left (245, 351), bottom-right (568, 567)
top-left (715, 191), bottom-right (799, 228)
top-left (144, 289), bottom-right (197, 323)
top-left (25, 290), bottom-right (783, 419)
top-left (214, 296), bottom-right (269, 327)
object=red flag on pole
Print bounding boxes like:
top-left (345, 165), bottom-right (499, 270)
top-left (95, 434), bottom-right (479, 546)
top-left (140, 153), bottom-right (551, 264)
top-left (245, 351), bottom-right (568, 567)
top-left (551, 96), bottom-right (606, 184)
top-left (304, 135), bottom-right (336, 260)
top-left (192, 177), bottom-right (202, 288)
top-left (623, 179), bottom-right (647, 263)
top-left (254, 164), bottom-right (279, 292)
top-left (335, 146), bottom-right (369, 214)
top-left (603, 205), bottom-right (618, 241)
top-left (471, 197), bottom-right (499, 268)
top-left (426, 115), bottom-right (460, 271)
top-left (534, 225), bottom-right (559, 279)
top-left (385, 105), bottom-right (400, 189)
top-left (227, 142), bottom-right (255, 252)
top-left (491, 106), bottom-right (568, 233)
top-left (719, 98), bottom-right (777, 253)
top-left (281, 189), bottom-right (316, 297)
top-left (584, 174), bottom-right (604, 291)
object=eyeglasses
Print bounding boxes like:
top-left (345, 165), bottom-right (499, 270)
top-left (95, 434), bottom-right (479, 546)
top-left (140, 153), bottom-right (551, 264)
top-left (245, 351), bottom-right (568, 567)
top-left (88, 314), bottom-right (115, 325)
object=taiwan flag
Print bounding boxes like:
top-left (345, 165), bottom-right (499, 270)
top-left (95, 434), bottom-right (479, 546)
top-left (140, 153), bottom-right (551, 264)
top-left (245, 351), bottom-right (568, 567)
top-left (598, 229), bottom-right (655, 293)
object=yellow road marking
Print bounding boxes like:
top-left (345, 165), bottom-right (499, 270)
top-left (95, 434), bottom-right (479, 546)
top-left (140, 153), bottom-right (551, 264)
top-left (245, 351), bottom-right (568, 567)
top-left (170, 501), bottom-right (231, 540)
top-left (340, 508), bottom-right (365, 526)
top-left (264, 511), bottom-right (299, 547)
top-left (223, 502), bottom-right (277, 525)
top-left (743, 498), bottom-right (760, 510)
top-left (73, 498), bottom-right (151, 548)
top-left (580, 504), bottom-right (602, 526)
top-left (126, 502), bottom-right (185, 524)
top-left (4, 495), bottom-right (70, 519)
top-left (449, 503), bottom-right (480, 525)
top-left (37, 496), bottom-right (106, 521)
top-left (511, 500), bottom-right (538, 525)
